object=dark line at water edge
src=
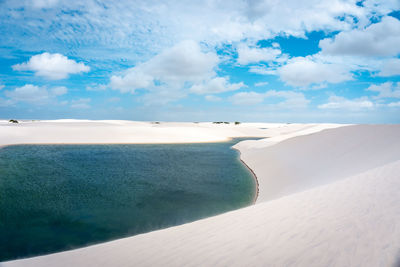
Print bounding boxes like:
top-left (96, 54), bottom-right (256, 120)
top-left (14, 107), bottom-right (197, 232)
top-left (234, 148), bottom-right (259, 204)
top-left (0, 138), bottom-right (261, 262)
top-left (230, 137), bottom-right (262, 204)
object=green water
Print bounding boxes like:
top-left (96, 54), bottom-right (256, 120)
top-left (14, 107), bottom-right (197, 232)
top-left (0, 139), bottom-right (256, 261)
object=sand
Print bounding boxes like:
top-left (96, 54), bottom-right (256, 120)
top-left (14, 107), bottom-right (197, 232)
top-left (0, 120), bottom-right (280, 145)
top-left (0, 120), bottom-right (344, 146)
top-left (2, 121), bottom-right (400, 267)
top-left (235, 124), bottom-right (400, 202)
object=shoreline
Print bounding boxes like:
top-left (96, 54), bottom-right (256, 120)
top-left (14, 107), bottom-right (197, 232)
top-left (233, 148), bottom-right (259, 204)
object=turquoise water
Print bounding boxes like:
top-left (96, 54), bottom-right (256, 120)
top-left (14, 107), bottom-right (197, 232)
top-left (0, 139), bottom-right (256, 261)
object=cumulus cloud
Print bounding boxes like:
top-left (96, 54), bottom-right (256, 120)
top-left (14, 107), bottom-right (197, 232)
top-left (230, 91), bottom-right (265, 105)
top-left (144, 41), bottom-right (218, 83)
top-left (230, 90), bottom-right (309, 108)
top-left (139, 86), bottom-right (187, 105)
top-left (388, 101), bottom-right (400, 107)
top-left (51, 86), bottom-right (68, 96)
top-left (31, 0), bottom-right (59, 8)
top-left (278, 56), bottom-right (352, 87)
top-left (110, 71), bottom-right (153, 94)
top-left (366, 82), bottom-right (400, 99)
top-left (0, 97), bottom-right (13, 107)
top-left (13, 52), bottom-right (90, 80)
top-left (318, 95), bottom-right (374, 110)
top-left (86, 84), bottom-right (108, 91)
top-left (107, 97), bottom-right (121, 103)
top-left (0, 0), bottom-right (373, 64)
top-left (190, 77), bottom-right (245, 94)
top-left (4, 84), bottom-right (67, 104)
top-left (5, 84), bottom-right (51, 103)
top-left (249, 65), bottom-right (277, 75)
top-left (377, 58), bottom-right (400, 77)
top-left (205, 95), bottom-right (222, 102)
top-left (266, 90), bottom-right (310, 108)
top-left (254, 81), bottom-right (269, 87)
top-left (319, 16), bottom-right (400, 57)
top-left (237, 44), bottom-right (281, 65)
top-left (71, 98), bottom-right (91, 109)
top-left (110, 40), bottom-right (219, 94)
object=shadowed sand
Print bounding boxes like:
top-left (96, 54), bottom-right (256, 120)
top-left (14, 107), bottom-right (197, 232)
top-left (2, 121), bottom-right (400, 267)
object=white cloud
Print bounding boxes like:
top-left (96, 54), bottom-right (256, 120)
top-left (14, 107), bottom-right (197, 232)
top-left (249, 65), bottom-right (277, 75)
top-left (0, 97), bottom-right (13, 107)
top-left (114, 106), bottom-right (124, 112)
top-left (86, 84), bottom-right (108, 91)
top-left (309, 83), bottom-right (328, 90)
top-left (230, 91), bottom-right (264, 105)
top-left (2, 0), bottom-right (372, 63)
top-left (190, 77), bottom-right (245, 94)
top-left (205, 95), bottom-right (222, 102)
top-left (110, 40), bottom-right (219, 94)
top-left (362, 0), bottom-right (400, 14)
top-left (71, 98), bottom-right (91, 109)
top-left (388, 101), bottom-right (400, 107)
top-left (254, 81), bottom-right (269, 87)
top-left (51, 86), bottom-right (68, 96)
top-left (5, 84), bottom-right (50, 103)
top-left (272, 42), bottom-right (280, 48)
top-left (31, 0), bottom-right (59, 8)
top-left (318, 95), bottom-right (374, 110)
top-left (237, 44), bottom-right (281, 65)
top-left (230, 90), bottom-right (309, 108)
top-left (107, 97), bottom-right (121, 103)
top-left (110, 71), bottom-right (153, 94)
top-left (366, 82), bottom-right (400, 99)
top-left (265, 90), bottom-right (310, 108)
top-left (139, 87), bottom-right (187, 105)
top-left (144, 41), bottom-right (217, 84)
top-left (278, 56), bottom-right (352, 87)
top-left (4, 84), bottom-right (68, 105)
top-left (12, 52), bottom-right (90, 80)
top-left (319, 16), bottom-right (400, 57)
top-left (377, 58), bottom-right (400, 77)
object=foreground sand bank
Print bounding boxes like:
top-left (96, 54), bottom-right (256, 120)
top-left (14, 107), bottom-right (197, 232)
top-left (2, 121), bottom-right (400, 266)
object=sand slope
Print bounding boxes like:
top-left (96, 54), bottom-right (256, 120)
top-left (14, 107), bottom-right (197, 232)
top-left (235, 124), bottom-right (400, 202)
top-left (3, 123), bottom-right (400, 266)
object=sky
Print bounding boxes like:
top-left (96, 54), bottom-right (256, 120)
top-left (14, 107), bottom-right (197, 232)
top-left (0, 0), bottom-right (400, 123)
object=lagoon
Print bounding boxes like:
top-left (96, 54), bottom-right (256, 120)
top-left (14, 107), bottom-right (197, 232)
top-left (0, 139), bottom-right (256, 261)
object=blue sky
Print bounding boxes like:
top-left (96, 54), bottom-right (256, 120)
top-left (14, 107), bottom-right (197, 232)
top-left (0, 0), bottom-right (400, 123)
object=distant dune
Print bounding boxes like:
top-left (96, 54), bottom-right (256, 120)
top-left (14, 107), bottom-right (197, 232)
top-left (2, 121), bottom-right (400, 267)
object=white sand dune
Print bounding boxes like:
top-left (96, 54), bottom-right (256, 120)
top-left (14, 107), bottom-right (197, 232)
top-left (236, 124), bottom-right (400, 202)
top-left (0, 120), bottom-right (284, 145)
top-left (2, 121), bottom-right (400, 266)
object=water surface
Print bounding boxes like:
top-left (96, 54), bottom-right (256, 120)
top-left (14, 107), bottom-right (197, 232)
top-left (0, 139), bottom-right (256, 261)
